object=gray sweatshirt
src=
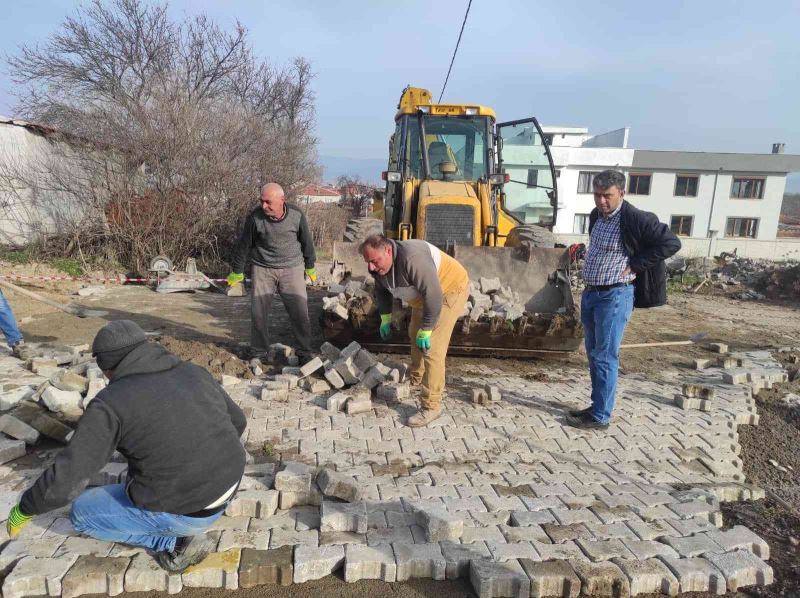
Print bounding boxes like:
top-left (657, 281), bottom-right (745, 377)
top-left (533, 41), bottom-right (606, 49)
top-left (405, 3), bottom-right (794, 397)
top-left (231, 204), bottom-right (315, 272)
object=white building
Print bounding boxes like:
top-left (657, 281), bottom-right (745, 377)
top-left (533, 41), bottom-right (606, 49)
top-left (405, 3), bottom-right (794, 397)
top-left (296, 184), bottom-right (341, 205)
top-left (502, 125), bottom-right (800, 258)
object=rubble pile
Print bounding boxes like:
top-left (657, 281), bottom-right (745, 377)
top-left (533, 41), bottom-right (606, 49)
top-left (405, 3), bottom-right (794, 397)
top-left (687, 255), bottom-right (800, 301)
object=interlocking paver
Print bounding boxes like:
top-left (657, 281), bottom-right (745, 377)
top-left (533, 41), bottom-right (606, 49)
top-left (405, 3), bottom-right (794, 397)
top-left (293, 545), bottom-right (345, 583)
top-left (519, 559), bottom-right (581, 598)
top-left (2, 555), bottom-right (78, 598)
top-left (614, 557), bottom-right (679, 596)
top-left (570, 559), bottom-right (631, 598)
top-left (704, 549), bottom-right (774, 592)
top-left (658, 555), bottom-right (726, 594)
top-left (440, 540), bottom-right (490, 579)
top-left (392, 542), bottom-right (446, 581)
top-left (61, 555), bottom-right (130, 598)
top-left (469, 558), bottom-right (530, 598)
top-left (344, 544), bottom-right (397, 582)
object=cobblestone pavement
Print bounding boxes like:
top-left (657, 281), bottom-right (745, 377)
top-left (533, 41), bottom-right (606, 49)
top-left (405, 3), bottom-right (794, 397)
top-left (0, 350), bottom-right (783, 597)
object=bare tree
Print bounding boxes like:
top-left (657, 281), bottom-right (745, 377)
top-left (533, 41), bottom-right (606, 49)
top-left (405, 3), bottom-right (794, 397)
top-left (2, 0), bottom-right (319, 271)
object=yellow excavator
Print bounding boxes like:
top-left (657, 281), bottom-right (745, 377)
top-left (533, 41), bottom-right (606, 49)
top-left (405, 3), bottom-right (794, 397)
top-left (326, 86), bottom-right (581, 356)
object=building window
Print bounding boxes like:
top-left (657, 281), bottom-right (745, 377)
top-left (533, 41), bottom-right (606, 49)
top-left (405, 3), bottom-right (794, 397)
top-left (628, 173), bottom-right (651, 195)
top-left (726, 217), bottom-right (758, 238)
top-left (674, 175), bottom-right (698, 197)
top-left (731, 177), bottom-right (765, 199)
top-left (670, 215), bottom-right (693, 236)
top-left (573, 213), bottom-right (590, 234)
top-left (526, 169), bottom-right (538, 188)
top-left (577, 171), bottom-right (600, 193)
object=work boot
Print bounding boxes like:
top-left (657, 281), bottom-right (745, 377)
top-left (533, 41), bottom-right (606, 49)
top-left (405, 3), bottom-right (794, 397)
top-left (407, 407), bottom-right (442, 428)
top-left (154, 534), bottom-right (212, 573)
top-left (10, 340), bottom-right (24, 358)
top-left (567, 405), bottom-right (593, 417)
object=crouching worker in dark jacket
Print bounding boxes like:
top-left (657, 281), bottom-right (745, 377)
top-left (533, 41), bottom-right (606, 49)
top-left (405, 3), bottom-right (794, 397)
top-left (6, 320), bottom-right (247, 573)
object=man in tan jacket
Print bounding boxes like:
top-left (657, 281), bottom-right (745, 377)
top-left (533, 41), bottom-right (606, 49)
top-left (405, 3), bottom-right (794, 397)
top-left (360, 235), bottom-right (469, 427)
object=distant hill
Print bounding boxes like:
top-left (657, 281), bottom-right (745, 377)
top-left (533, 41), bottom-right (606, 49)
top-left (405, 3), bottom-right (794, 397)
top-left (320, 155), bottom-right (385, 186)
top-left (782, 193), bottom-right (800, 222)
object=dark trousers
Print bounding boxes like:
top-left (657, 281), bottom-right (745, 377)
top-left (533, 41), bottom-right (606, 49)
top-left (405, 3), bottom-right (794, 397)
top-left (251, 264), bottom-right (312, 355)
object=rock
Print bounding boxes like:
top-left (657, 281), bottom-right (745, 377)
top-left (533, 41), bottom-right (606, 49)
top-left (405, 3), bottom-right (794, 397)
top-left (0, 436), bottom-right (26, 464)
top-left (50, 370), bottom-right (89, 393)
top-left (60, 555), bottom-right (130, 598)
top-left (0, 415), bottom-right (40, 445)
top-left (221, 375), bottom-right (241, 387)
top-left (344, 544), bottom-right (397, 582)
top-left (239, 547), bottom-right (293, 587)
top-left (11, 402), bottom-right (73, 443)
top-left (293, 545), bottom-right (345, 583)
top-left (40, 386), bottom-right (83, 420)
top-left (317, 469), bottom-right (363, 502)
top-left (0, 386), bottom-right (35, 411)
top-left (480, 277), bottom-right (502, 294)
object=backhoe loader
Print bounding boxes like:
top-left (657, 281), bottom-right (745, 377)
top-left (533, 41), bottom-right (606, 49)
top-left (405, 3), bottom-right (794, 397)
top-left (324, 86), bottom-right (582, 355)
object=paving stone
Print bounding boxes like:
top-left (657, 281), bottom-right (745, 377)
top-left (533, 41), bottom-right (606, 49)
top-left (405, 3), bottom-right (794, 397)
top-left (323, 367), bottom-right (345, 389)
top-left (542, 523), bottom-right (595, 544)
top-left (61, 555), bottom-right (130, 598)
top-left (124, 553), bottom-right (182, 594)
top-left (181, 549), bottom-right (241, 590)
top-left (704, 549), bottom-right (774, 592)
top-left (621, 539), bottom-right (679, 561)
top-left (500, 524), bottom-right (550, 544)
top-left (0, 537), bottom-right (61, 569)
top-left (300, 357), bottom-right (325, 377)
top-left (326, 392), bottom-right (348, 412)
top-left (274, 462), bottom-right (315, 492)
top-left (2, 555), bottom-right (77, 598)
top-left (570, 559), bottom-right (631, 598)
top-left (613, 557), bottom-right (679, 596)
top-left (54, 536), bottom-right (114, 558)
top-left (366, 526), bottom-right (415, 546)
top-left (279, 486), bottom-right (322, 509)
top-left (487, 541), bottom-right (539, 563)
top-left (657, 555), bottom-right (726, 594)
top-left (238, 547), bottom-right (293, 587)
top-left (533, 541), bottom-right (587, 562)
top-left (320, 531), bottom-right (367, 546)
top-left (270, 528), bottom-right (318, 549)
top-left (317, 469), bottom-right (363, 502)
top-left (293, 544), bottom-right (345, 583)
top-left (576, 539), bottom-right (635, 562)
top-left (519, 558), bottom-right (581, 598)
top-left (413, 505), bottom-right (464, 542)
top-left (393, 542), bottom-right (446, 581)
top-left (320, 501), bottom-right (368, 534)
top-left (702, 525), bottom-right (770, 559)
top-left (346, 397), bottom-right (373, 415)
top-left (661, 534), bottom-right (724, 557)
top-left (344, 544), bottom-right (397, 582)
top-left (0, 385), bottom-right (35, 410)
top-left (217, 529), bottom-right (271, 551)
top-left (225, 490), bottom-right (279, 518)
top-left (511, 510), bottom-right (556, 526)
top-left (469, 558), bottom-right (530, 598)
top-left (0, 436), bottom-right (26, 464)
top-left (461, 525), bottom-right (506, 545)
top-left (440, 540), bottom-right (491, 579)
top-left (0, 415), bottom-right (39, 444)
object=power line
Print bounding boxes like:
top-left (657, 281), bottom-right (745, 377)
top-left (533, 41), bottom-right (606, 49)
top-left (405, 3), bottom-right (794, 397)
top-left (438, 0), bottom-right (473, 104)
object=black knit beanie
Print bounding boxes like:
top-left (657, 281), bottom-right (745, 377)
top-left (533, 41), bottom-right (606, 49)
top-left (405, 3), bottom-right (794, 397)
top-left (91, 320), bottom-right (147, 371)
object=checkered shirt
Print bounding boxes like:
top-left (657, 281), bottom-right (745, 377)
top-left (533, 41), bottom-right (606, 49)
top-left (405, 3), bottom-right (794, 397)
top-left (582, 203), bottom-right (636, 286)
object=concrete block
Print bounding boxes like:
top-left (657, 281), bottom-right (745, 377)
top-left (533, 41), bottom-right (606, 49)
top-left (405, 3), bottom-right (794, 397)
top-left (484, 384), bottom-right (502, 402)
top-left (260, 387), bottom-right (289, 401)
top-left (320, 531), bottom-right (367, 546)
top-left (681, 383), bottom-right (716, 400)
top-left (274, 373), bottom-right (300, 388)
top-left (657, 555), bottom-right (726, 594)
top-left (0, 414), bottom-right (39, 444)
top-left (413, 505), bottom-right (464, 542)
top-left (217, 529), bottom-right (271, 552)
top-left (326, 392), bottom-right (349, 412)
top-left (334, 359), bottom-right (362, 385)
top-left (54, 536), bottom-right (114, 558)
top-left (238, 547), bottom-right (293, 587)
top-left (620, 540), bottom-right (679, 561)
top-left (346, 397), bottom-right (373, 415)
top-left (694, 358), bottom-right (711, 370)
top-left (221, 375), bottom-right (242, 387)
top-left (50, 370), bottom-right (89, 393)
top-left (569, 559), bottom-right (631, 597)
top-left (354, 349), bottom-right (378, 372)
top-left (269, 528), bottom-right (318, 550)
top-left (575, 538), bottom-right (635, 562)
top-left (278, 486), bottom-right (322, 509)
top-left (662, 534), bottom-right (724, 558)
top-left (393, 542), bottom-right (446, 581)
top-left (30, 359), bottom-right (58, 375)
top-left (472, 389), bottom-right (488, 404)
top-left (301, 378), bottom-right (331, 393)
top-left (487, 541), bottom-right (538, 563)
top-left (614, 558), bottom-right (679, 596)
top-left (0, 436), bottom-right (26, 464)
top-left (225, 490), bottom-right (279, 519)
top-left (61, 555), bottom-right (130, 598)
top-left (274, 462), bottom-right (316, 493)
top-left (359, 367), bottom-right (385, 390)
top-left (281, 366), bottom-right (303, 376)
top-left (270, 343), bottom-right (295, 359)
top-left (0, 385), bottom-right (34, 410)
top-left (263, 379), bottom-right (290, 391)
top-left (319, 342), bottom-right (341, 362)
top-left (470, 558), bottom-right (530, 598)
top-left (376, 383), bottom-right (410, 401)
top-left (40, 387), bottom-right (82, 420)
top-left (520, 558), bottom-right (581, 598)
top-left (2, 555), bottom-right (78, 598)
top-left (181, 549), bottom-right (240, 590)
top-left (440, 541), bottom-right (490, 579)
top-left (83, 379), bottom-right (106, 407)
top-left (533, 540), bottom-right (586, 562)
top-left (702, 526), bottom-right (770, 559)
top-left (323, 367), bottom-right (345, 389)
top-left (340, 341), bottom-right (362, 360)
top-left (704, 549), bottom-right (774, 592)
top-left (480, 277), bottom-right (502, 294)
top-left (124, 553), bottom-right (182, 593)
top-left (293, 544), bottom-right (345, 583)
top-left (707, 342), bottom-right (728, 353)
top-left (317, 469), bottom-right (362, 502)
top-left (344, 544), bottom-right (397, 582)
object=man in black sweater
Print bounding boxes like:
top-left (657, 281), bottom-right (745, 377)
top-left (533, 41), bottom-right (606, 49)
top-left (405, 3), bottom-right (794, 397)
top-left (6, 320), bottom-right (247, 573)
top-left (228, 183), bottom-right (317, 361)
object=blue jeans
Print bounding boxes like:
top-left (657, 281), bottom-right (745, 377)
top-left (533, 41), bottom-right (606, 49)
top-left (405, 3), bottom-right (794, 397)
top-left (70, 484), bottom-right (223, 553)
top-left (581, 285), bottom-right (634, 424)
top-left (0, 290), bottom-right (23, 347)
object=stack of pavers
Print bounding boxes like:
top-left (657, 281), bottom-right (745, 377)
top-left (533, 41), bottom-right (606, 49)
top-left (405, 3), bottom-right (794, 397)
top-left (0, 343), bottom-right (780, 597)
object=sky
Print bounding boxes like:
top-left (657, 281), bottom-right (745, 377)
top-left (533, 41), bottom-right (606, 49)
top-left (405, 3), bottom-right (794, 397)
top-left (2, 0), bottom-right (799, 189)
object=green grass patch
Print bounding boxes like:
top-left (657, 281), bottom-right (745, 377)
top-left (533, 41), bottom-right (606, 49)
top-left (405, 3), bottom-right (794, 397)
top-left (49, 258), bottom-right (84, 277)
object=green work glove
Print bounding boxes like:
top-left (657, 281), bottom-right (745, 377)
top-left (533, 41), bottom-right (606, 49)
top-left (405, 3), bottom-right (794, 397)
top-left (227, 272), bottom-right (244, 286)
top-left (304, 267), bottom-right (317, 283)
top-left (416, 329), bottom-right (432, 351)
top-left (7, 504), bottom-right (32, 538)
top-left (379, 314), bottom-right (392, 340)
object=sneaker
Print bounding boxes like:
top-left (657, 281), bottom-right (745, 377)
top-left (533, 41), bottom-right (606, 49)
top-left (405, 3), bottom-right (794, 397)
top-left (565, 412), bottom-right (609, 431)
top-left (407, 407), bottom-right (442, 428)
top-left (567, 406), bottom-right (593, 417)
top-left (154, 534), bottom-right (212, 573)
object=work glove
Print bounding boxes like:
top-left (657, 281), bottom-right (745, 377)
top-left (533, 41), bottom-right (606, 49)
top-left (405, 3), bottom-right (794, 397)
top-left (379, 314), bottom-right (392, 340)
top-left (416, 329), bottom-right (432, 351)
top-left (226, 272), bottom-right (244, 286)
top-left (568, 243), bottom-right (586, 262)
top-left (304, 267), bottom-right (317, 283)
top-left (6, 504), bottom-right (32, 538)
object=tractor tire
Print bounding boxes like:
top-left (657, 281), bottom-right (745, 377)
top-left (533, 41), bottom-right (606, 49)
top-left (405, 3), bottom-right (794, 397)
top-left (505, 225), bottom-right (556, 249)
top-left (343, 218), bottom-right (383, 243)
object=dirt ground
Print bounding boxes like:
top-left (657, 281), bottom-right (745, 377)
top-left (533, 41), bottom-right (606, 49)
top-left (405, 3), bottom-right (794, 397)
top-left (3, 270), bottom-right (800, 597)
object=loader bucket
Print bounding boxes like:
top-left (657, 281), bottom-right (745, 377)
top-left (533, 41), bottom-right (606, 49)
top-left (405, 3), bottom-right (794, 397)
top-left (326, 241), bottom-right (582, 356)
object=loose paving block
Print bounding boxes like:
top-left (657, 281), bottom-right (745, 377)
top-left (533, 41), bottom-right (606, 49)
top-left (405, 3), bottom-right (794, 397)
top-left (124, 553), bottom-right (182, 594)
top-left (274, 462), bottom-right (315, 492)
top-left (440, 541), bottom-right (491, 579)
top-left (2, 555), bottom-right (78, 598)
top-left (0, 435), bottom-right (26, 464)
top-left (413, 505), bottom-right (464, 542)
top-left (393, 542), bottom-right (446, 581)
top-left (293, 544), bottom-right (345, 583)
top-left (326, 392), bottom-right (348, 412)
top-left (0, 414), bottom-right (39, 444)
top-left (376, 383), bottom-right (410, 401)
top-left (366, 525), bottom-right (415, 546)
top-left (340, 341), bottom-right (362, 360)
top-left (225, 490), bottom-right (279, 518)
top-left (706, 342), bottom-right (728, 353)
top-left (344, 544), bottom-right (397, 582)
top-left (54, 536), bottom-right (114, 558)
top-left (181, 549), bottom-right (241, 590)
top-left (50, 370), bottom-right (89, 393)
top-left (0, 385), bottom-right (34, 410)
top-left (658, 555), bottom-right (725, 594)
top-left (279, 487), bottom-right (322, 509)
top-left (614, 558), bottom-right (679, 596)
top-left (354, 349), bottom-right (378, 372)
top-left (323, 367), bottom-right (345, 389)
top-left (702, 526), bottom-right (770, 559)
top-left (704, 549), bottom-right (774, 592)
top-left (261, 387), bottom-right (288, 401)
top-left (61, 555), bottom-right (130, 598)
top-left (487, 541), bottom-right (538, 563)
top-left (472, 389), bottom-right (489, 404)
top-left (317, 469), bottom-right (362, 502)
top-left (320, 531), bottom-right (366, 546)
top-left (533, 541), bottom-right (587, 562)
top-left (301, 378), bottom-right (331, 393)
top-left (334, 359), bottom-right (362, 385)
top-left (300, 357), bottom-right (324, 377)
top-left (320, 501), bottom-right (369, 534)
top-left (520, 559), bottom-right (581, 598)
top-left (217, 529), bottom-right (271, 552)
top-left (694, 359), bottom-right (711, 370)
top-left (681, 383), bottom-right (716, 400)
top-left (576, 539), bottom-right (634, 563)
top-left (570, 559), bottom-right (631, 598)
top-left (484, 384), bottom-right (502, 402)
top-left (346, 397), bottom-right (373, 415)
top-left (661, 534), bottom-right (723, 557)
top-left (620, 540), bottom-right (679, 561)
top-left (238, 547), bottom-right (293, 587)
top-left (320, 342), bottom-right (341, 361)
top-left (269, 528), bottom-right (318, 549)
top-left (470, 558), bottom-right (530, 598)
